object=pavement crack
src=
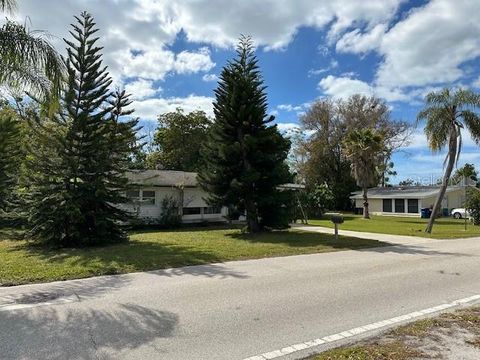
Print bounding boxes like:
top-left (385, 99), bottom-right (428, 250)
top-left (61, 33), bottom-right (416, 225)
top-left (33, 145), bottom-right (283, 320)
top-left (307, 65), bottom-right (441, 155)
top-left (86, 322), bottom-right (101, 360)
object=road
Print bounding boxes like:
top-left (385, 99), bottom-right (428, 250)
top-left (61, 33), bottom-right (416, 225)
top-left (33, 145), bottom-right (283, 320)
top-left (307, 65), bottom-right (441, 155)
top-left (1, 234), bottom-right (480, 360)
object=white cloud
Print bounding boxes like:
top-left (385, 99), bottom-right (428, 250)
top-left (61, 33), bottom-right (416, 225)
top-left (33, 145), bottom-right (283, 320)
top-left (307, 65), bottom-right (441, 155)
top-left (336, 23), bottom-right (386, 54)
top-left (118, 47), bottom-right (214, 81)
top-left (277, 104), bottom-right (304, 112)
top-left (318, 75), bottom-right (374, 99)
top-left (134, 94), bottom-right (214, 120)
top-left (124, 78), bottom-right (162, 100)
top-left (174, 47), bottom-right (215, 74)
top-left (473, 77), bottom-right (480, 89)
top-left (376, 0), bottom-right (480, 88)
top-left (202, 73), bottom-right (219, 82)
top-left (276, 122), bottom-right (301, 137)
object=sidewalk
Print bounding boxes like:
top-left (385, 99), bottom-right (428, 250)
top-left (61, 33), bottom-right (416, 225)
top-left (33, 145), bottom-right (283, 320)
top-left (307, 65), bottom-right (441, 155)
top-left (291, 224), bottom-right (455, 246)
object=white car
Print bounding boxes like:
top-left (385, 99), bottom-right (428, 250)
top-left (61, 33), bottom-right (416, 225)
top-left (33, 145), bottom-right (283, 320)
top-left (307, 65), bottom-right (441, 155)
top-left (451, 208), bottom-right (469, 219)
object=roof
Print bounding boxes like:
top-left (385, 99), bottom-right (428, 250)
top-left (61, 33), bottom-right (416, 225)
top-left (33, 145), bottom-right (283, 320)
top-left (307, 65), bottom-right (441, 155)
top-left (126, 170), bottom-right (306, 190)
top-left (126, 170), bottom-right (198, 188)
top-left (350, 185), bottom-right (466, 200)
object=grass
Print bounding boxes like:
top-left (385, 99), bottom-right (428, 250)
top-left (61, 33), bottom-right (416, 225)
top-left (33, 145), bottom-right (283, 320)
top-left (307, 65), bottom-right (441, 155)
top-left (311, 341), bottom-right (422, 360)
top-left (308, 214), bottom-right (480, 239)
top-left (308, 307), bottom-right (480, 360)
top-left (0, 226), bottom-right (387, 286)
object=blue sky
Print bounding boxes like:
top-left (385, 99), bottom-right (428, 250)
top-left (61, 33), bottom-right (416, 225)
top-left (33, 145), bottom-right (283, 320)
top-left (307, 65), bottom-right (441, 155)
top-left (10, 0), bottom-right (480, 183)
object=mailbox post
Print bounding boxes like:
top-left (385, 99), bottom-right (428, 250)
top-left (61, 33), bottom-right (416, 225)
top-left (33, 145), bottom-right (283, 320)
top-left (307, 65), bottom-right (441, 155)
top-left (330, 214), bottom-right (344, 241)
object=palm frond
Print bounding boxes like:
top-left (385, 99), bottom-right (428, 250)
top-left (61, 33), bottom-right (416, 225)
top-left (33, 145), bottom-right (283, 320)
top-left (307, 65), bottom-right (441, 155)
top-left (462, 110), bottom-right (480, 144)
top-left (0, 21), bottom-right (65, 100)
top-left (0, 0), bottom-right (16, 13)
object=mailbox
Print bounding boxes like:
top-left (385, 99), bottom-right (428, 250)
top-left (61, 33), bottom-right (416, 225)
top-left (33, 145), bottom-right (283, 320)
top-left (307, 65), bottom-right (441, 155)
top-left (330, 214), bottom-right (344, 240)
top-left (330, 214), bottom-right (344, 224)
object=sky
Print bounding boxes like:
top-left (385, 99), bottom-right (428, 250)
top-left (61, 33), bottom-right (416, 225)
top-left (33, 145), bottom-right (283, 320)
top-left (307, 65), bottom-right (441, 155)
top-left (9, 0), bottom-right (480, 183)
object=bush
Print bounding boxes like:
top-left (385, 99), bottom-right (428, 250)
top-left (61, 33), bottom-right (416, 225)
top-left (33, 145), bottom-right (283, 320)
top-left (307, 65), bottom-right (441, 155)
top-left (465, 189), bottom-right (480, 225)
top-left (159, 196), bottom-right (181, 228)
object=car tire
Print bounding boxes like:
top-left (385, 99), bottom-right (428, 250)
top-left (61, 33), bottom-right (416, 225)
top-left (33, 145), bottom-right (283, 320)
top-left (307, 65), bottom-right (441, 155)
top-left (453, 212), bottom-right (462, 219)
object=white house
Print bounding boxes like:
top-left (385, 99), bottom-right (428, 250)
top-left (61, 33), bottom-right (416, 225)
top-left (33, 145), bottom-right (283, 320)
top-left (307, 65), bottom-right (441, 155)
top-left (121, 170), bottom-right (228, 224)
top-left (350, 185), bottom-right (467, 217)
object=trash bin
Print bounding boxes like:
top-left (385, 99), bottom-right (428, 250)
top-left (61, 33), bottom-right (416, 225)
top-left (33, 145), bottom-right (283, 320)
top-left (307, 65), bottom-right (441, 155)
top-left (442, 208), bottom-right (449, 217)
top-left (421, 208), bottom-right (432, 219)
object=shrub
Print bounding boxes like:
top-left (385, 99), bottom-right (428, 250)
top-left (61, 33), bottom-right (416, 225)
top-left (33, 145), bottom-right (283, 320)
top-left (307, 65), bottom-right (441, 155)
top-left (465, 189), bottom-right (480, 225)
top-left (159, 196), bottom-right (181, 228)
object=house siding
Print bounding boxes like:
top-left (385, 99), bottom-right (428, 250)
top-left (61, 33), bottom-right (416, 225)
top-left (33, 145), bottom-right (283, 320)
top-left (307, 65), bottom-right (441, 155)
top-left (121, 186), bottom-right (228, 224)
top-left (353, 187), bottom-right (466, 217)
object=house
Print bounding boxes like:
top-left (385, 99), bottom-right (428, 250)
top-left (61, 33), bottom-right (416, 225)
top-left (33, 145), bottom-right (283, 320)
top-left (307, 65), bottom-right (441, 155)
top-left (350, 185), bottom-right (468, 217)
top-left (121, 170), bottom-right (228, 224)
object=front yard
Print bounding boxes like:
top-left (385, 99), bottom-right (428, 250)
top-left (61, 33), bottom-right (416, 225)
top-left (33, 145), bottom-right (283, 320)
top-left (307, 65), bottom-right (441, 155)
top-left (0, 226), bottom-right (386, 286)
top-left (309, 215), bottom-right (480, 239)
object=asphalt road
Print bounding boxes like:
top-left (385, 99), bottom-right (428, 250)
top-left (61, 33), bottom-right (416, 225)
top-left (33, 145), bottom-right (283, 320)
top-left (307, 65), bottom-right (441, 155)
top-left (1, 235), bottom-right (480, 360)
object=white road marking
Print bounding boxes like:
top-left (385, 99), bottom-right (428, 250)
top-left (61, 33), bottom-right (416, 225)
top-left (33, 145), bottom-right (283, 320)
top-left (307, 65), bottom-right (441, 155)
top-left (242, 294), bottom-right (480, 360)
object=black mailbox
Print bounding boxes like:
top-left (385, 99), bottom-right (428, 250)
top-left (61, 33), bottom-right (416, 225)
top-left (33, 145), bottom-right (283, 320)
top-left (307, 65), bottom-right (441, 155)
top-left (330, 214), bottom-right (344, 224)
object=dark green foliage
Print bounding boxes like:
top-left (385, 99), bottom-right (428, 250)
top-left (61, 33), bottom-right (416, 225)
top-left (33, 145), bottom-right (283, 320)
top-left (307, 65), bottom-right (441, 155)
top-left (23, 12), bottom-right (140, 247)
top-left (0, 105), bottom-right (21, 213)
top-left (199, 36), bottom-right (292, 232)
top-left (466, 189), bottom-right (480, 225)
top-left (453, 163), bottom-right (478, 185)
top-left (149, 109), bottom-right (210, 171)
top-left (306, 183), bottom-right (335, 218)
top-left (159, 196), bottom-right (181, 228)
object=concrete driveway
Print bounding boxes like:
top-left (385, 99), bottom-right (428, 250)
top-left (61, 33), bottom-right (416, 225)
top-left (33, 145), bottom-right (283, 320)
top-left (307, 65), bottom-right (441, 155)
top-left (1, 234), bottom-right (479, 359)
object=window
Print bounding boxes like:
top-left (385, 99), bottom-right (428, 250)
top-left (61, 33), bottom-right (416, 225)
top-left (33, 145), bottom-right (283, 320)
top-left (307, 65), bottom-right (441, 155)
top-left (183, 207), bottom-right (201, 215)
top-left (395, 199), bottom-right (405, 213)
top-left (408, 199), bottom-right (419, 213)
top-left (383, 199), bottom-right (392, 213)
top-left (204, 206), bottom-right (221, 214)
top-left (142, 190), bottom-right (156, 205)
top-left (126, 190), bottom-right (140, 203)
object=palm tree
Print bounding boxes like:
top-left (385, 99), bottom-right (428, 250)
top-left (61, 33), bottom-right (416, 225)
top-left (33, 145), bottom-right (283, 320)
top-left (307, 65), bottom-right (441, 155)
top-left (0, 0), bottom-right (64, 99)
top-left (344, 128), bottom-right (384, 219)
top-left (418, 88), bottom-right (480, 233)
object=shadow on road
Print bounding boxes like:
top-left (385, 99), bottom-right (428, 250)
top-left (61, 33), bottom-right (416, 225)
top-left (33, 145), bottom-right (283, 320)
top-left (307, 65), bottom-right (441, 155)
top-left (149, 263), bottom-right (248, 279)
top-left (357, 243), bottom-right (473, 257)
top-left (0, 303), bottom-right (178, 359)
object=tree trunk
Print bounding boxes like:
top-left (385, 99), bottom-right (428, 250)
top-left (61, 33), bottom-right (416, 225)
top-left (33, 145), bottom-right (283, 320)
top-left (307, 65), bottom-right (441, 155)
top-left (245, 197), bottom-right (260, 233)
top-left (362, 186), bottom-right (370, 219)
top-left (425, 127), bottom-right (458, 233)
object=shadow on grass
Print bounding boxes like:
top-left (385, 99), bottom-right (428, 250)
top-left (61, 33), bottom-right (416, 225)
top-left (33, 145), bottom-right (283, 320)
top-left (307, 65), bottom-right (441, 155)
top-left (0, 227), bottom-right (24, 241)
top-left (0, 303), bottom-right (179, 359)
top-left (227, 230), bottom-right (388, 250)
top-left (9, 238), bottom-right (248, 284)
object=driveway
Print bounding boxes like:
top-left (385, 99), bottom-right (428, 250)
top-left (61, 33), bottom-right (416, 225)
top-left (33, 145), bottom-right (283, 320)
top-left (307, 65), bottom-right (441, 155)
top-left (1, 234), bottom-right (479, 359)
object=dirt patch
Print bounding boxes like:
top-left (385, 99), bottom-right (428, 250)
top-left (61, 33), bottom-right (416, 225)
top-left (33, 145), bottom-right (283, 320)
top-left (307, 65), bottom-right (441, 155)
top-left (310, 307), bottom-right (480, 360)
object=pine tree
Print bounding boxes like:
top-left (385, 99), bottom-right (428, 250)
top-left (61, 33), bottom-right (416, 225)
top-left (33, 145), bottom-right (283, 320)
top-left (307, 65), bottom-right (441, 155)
top-left (0, 104), bottom-right (21, 214)
top-left (199, 36), bottom-right (292, 233)
top-left (24, 12), bottom-right (139, 246)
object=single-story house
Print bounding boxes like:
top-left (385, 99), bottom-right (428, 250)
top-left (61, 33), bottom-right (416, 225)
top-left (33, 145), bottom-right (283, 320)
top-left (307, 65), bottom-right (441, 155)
top-left (350, 185), bottom-right (468, 217)
top-left (120, 170), bottom-right (228, 224)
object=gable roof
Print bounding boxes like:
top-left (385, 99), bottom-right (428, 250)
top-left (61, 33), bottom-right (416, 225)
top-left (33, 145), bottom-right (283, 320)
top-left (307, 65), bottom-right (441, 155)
top-left (126, 170), bottom-right (198, 188)
top-left (350, 185), bottom-right (465, 200)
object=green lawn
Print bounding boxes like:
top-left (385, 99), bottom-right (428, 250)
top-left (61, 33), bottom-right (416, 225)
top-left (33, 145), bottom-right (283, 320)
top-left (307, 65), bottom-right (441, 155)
top-left (0, 226), bottom-right (386, 286)
top-left (308, 215), bottom-right (480, 239)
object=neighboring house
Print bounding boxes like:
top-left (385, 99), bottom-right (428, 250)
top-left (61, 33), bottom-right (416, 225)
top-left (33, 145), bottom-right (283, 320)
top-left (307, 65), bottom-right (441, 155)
top-left (350, 185), bottom-right (468, 217)
top-left (121, 170), bottom-right (228, 224)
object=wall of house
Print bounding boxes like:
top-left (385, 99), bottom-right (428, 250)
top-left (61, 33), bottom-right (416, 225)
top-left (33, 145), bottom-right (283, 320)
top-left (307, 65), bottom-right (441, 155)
top-left (354, 198), bottom-right (421, 217)
top-left (121, 186), bottom-right (227, 224)
top-left (423, 188), bottom-right (465, 212)
top-left (353, 188), bottom-right (466, 218)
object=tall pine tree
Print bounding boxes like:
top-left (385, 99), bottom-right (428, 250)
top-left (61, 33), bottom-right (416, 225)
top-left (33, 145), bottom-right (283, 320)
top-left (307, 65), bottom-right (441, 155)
top-left (199, 36), bottom-right (292, 232)
top-left (23, 12), bottom-right (140, 246)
